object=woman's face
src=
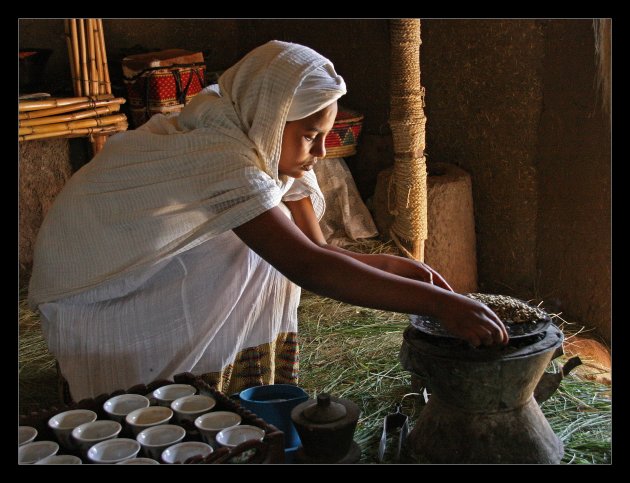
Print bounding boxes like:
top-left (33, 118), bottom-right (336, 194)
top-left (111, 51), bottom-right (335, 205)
top-left (278, 101), bottom-right (338, 179)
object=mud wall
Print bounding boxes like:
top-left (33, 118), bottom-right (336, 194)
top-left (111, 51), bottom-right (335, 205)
top-left (536, 20), bottom-right (611, 343)
top-left (421, 19), bottom-right (610, 343)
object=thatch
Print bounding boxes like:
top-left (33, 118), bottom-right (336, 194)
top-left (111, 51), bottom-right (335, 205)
top-left (593, 19), bottom-right (611, 115)
top-left (18, 139), bottom-right (74, 290)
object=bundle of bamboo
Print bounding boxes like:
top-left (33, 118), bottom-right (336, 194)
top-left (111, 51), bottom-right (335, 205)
top-left (64, 19), bottom-right (111, 97)
top-left (18, 95), bottom-right (127, 142)
top-left (18, 19), bottom-right (128, 153)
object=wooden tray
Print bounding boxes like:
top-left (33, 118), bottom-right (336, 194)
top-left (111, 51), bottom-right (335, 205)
top-left (19, 372), bottom-right (286, 464)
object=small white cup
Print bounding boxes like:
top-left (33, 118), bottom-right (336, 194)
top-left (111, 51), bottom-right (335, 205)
top-left (18, 441), bottom-right (59, 464)
top-left (216, 424), bottom-right (265, 448)
top-left (87, 438), bottom-right (141, 464)
top-left (72, 420), bottom-right (122, 457)
top-left (151, 384), bottom-right (196, 407)
top-left (161, 441), bottom-right (213, 464)
top-left (170, 394), bottom-right (216, 424)
top-left (48, 409), bottom-right (97, 450)
top-left (103, 394), bottom-right (150, 423)
top-left (116, 457), bottom-right (160, 465)
top-left (136, 424), bottom-right (186, 461)
top-left (125, 406), bottom-right (173, 436)
top-left (35, 454), bottom-right (83, 465)
top-left (18, 426), bottom-right (38, 446)
top-left (194, 411), bottom-right (242, 445)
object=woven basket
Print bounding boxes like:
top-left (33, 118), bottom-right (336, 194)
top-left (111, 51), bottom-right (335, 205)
top-left (324, 107), bottom-right (364, 158)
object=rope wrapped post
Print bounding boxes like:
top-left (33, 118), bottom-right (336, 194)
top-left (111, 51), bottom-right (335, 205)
top-left (388, 19), bottom-right (428, 261)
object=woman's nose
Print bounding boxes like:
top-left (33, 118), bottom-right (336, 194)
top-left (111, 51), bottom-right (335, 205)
top-left (310, 138), bottom-right (326, 158)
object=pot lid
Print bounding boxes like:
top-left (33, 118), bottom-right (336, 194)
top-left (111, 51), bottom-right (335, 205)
top-left (303, 393), bottom-right (347, 423)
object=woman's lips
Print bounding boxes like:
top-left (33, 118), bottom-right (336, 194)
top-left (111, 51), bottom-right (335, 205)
top-left (301, 160), bottom-right (317, 171)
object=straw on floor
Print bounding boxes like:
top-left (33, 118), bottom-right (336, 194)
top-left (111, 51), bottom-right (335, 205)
top-left (18, 242), bottom-right (611, 464)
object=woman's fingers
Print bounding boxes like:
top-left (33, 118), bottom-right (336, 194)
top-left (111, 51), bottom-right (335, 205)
top-left (429, 269), bottom-right (453, 292)
top-left (463, 330), bottom-right (482, 348)
top-left (476, 326), bottom-right (495, 346)
top-left (420, 263), bottom-right (454, 292)
top-left (488, 313), bottom-right (509, 345)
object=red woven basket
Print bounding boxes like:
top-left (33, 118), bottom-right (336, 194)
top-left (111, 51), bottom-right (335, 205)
top-left (324, 107), bottom-right (364, 158)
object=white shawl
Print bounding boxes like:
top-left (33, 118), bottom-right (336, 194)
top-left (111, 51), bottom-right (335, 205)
top-left (29, 41), bottom-right (343, 305)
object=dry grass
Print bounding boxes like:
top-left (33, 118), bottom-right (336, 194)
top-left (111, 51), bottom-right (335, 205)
top-left (18, 295), bottom-right (63, 413)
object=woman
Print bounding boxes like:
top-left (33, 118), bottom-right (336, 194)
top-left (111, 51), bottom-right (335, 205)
top-left (29, 41), bottom-right (507, 401)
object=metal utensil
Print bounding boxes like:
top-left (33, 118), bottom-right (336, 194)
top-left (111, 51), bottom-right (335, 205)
top-left (378, 403), bottom-right (409, 463)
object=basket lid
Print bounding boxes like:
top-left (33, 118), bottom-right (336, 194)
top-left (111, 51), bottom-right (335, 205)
top-left (334, 107), bottom-right (364, 124)
top-left (122, 49), bottom-right (204, 78)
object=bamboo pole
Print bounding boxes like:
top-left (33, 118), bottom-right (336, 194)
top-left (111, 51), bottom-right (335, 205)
top-left (64, 20), bottom-right (78, 97)
top-left (97, 19), bottom-right (111, 94)
top-left (19, 121), bottom-right (128, 142)
top-left (19, 113), bottom-right (128, 136)
top-left (19, 105), bottom-right (121, 127)
top-left (68, 19), bottom-right (82, 96)
top-left (86, 19), bottom-right (99, 96)
top-left (18, 94), bottom-right (115, 112)
top-left (92, 20), bottom-right (104, 95)
top-left (19, 97), bottom-right (125, 120)
top-left (85, 18), bottom-right (109, 154)
top-left (78, 19), bottom-right (89, 97)
top-left (90, 131), bottom-right (107, 152)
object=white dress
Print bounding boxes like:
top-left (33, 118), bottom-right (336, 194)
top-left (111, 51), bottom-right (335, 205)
top-left (39, 205), bottom-right (300, 402)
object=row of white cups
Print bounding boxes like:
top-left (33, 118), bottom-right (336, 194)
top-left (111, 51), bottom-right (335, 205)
top-left (18, 384), bottom-right (265, 464)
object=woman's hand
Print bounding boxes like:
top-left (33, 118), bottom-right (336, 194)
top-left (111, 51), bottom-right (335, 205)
top-left (433, 292), bottom-right (509, 347)
top-left (375, 255), bottom-right (454, 292)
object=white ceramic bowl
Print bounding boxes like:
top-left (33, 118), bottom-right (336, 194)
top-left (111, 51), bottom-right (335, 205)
top-left (116, 457), bottom-right (160, 465)
top-left (194, 411), bottom-right (242, 445)
top-left (103, 394), bottom-right (150, 423)
top-left (18, 426), bottom-right (38, 446)
top-left (87, 438), bottom-right (141, 464)
top-left (72, 420), bottom-right (122, 456)
top-left (170, 394), bottom-right (216, 424)
top-left (48, 409), bottom-right (97, 450)
top-left (151, 384), bottom-right (196, 407)
top-left (215, 424), bottom-right (265, 448)
top-left (161, 441), bottom-right (213, 464)
top-left (125, 406), bottom-right (173, 436)
top-left (35, 454), bottom-right (83, 465)
top-left (136, 424), bottom-right (186, 460)
top-left (18, 441), bottom-right (59, 464)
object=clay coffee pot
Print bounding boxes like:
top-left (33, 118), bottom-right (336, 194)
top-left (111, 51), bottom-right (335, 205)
top-left (290, 392), bottom-right (360, 463)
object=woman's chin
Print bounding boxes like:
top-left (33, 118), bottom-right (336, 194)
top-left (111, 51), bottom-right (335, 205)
top-left (281, 171), bottom-right (306, 179)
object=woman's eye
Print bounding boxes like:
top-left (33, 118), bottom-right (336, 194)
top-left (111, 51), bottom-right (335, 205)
top-left (304, 136), bottom-right (314, 142)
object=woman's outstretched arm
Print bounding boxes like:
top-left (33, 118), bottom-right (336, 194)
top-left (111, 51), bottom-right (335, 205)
top-left (285, 196), bottom-right (453, 291)
top-left (233, 206), bottom-right (508, 347)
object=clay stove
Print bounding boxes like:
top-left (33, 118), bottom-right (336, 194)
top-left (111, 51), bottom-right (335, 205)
top-left (400, 296), bottom-right (570, 464)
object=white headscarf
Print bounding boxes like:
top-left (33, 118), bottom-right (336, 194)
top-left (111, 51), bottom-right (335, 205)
top-left (287, 63), bottom-right (346, 121)
top-left (29, 41), bottom-right (347, 305)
